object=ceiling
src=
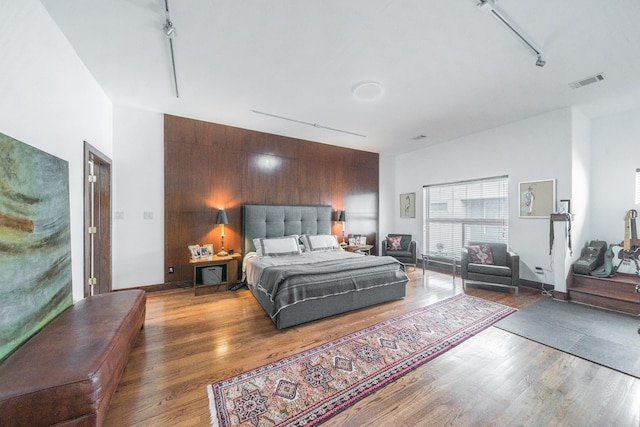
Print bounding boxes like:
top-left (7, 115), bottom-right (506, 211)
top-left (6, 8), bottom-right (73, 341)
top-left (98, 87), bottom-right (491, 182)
top-left (41, 0), bottom-right (640, 154)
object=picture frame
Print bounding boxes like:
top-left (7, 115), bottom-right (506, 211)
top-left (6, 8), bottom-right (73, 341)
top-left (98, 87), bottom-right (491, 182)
top-left (519, 179), bottom-right (556, 218)
top-left (400, 192), bottom-right (415, 218)
top-left (348, 237), bottom-right (356, 246)
top-left (188, 244), bottom-right (201, 259)
top-left (200, 243), bottom-right (214, 259)
top-left (358, 236), bottom-right (367, 246)
top-left (558, 199), bottom-right (571, 214)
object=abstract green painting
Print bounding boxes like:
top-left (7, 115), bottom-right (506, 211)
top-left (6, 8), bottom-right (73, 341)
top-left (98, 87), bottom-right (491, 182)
top-left (0, 132), bottom-right (73, 361)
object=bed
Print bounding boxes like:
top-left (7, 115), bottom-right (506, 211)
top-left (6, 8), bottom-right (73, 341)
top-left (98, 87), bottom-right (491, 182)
top-left (242, 204), bottom-right (409, 329)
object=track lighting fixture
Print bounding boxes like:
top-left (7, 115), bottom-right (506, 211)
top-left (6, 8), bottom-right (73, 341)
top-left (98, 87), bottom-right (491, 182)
top-left (476, 0), bottom-right (546, 67)
top-left (163, 0), bottom-right (179, 97)
top-left (163, 19), bottom-right (175, 38)
top-left (251, 110), bottom-right (367, 138)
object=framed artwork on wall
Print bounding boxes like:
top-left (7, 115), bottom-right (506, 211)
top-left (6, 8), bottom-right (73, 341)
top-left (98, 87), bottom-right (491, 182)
top-left (400, 192), bottom-right (415, 218)
top-left (0, 132), bottom-right (73, 361)
top-left (519, 179), bottom-right (556, 218)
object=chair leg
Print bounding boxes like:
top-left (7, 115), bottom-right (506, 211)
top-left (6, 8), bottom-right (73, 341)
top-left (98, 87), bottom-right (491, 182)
top-left (403, 263), bottom-right (416, 272)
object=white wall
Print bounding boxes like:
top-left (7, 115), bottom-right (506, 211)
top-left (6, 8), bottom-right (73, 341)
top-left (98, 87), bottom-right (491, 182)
top-left (569, 108), bottom-right (592, 258)
top-left (0, 0), bottom-right (113, 301)
top-left (378, 154), bottom-right (396, 247)
top-left (382, 108), bottom-right (575, 284)
top-left (112, 106), bottom-right (165, 289)
top-left (591, 107), bottom-right (640, 243)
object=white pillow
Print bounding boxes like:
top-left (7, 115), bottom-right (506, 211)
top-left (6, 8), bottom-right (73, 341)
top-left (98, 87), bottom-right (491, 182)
top-left (253, 238), bottom-right (262, 255)
top-left (254, 236), bottom-right (302, 257)
top-left (301, 234), bottom-right (342, 252)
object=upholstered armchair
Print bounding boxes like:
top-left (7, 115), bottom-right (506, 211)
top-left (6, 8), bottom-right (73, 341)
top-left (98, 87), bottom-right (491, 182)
top-left (460, 241), bottom-right (520, 295)
top-left (381, 234), bottom-right (417, 268)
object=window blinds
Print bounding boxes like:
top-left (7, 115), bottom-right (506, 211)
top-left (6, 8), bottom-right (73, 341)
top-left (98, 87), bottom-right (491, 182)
top-left (423, 175), bottom-right (509, 260)
top-left (635, 168), bottom-right (640, 205)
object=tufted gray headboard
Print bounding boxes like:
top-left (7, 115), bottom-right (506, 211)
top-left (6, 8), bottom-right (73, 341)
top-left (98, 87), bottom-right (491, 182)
top-left (242, 204), bottom-right (333, 254)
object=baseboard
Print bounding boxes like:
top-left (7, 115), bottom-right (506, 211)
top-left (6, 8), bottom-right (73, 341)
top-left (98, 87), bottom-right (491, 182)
top-left (518, 278), bottom-right (555, 292)
top-left (115, 281), bottom-right (192, 293)
top-left (552, 290), bottom-right (569, 300)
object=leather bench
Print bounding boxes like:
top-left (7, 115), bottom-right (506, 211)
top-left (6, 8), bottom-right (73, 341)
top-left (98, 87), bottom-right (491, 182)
top-left (0, 290), bottom-right (146, 426)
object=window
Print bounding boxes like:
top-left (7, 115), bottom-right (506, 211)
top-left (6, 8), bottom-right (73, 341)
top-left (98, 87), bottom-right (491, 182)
top-left (423, 176), bottom-right (509, 263)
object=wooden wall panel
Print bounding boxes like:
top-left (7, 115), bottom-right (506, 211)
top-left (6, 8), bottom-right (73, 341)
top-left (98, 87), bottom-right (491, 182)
top-left (244, 153), bottom-right (299, 204)
top-left (165, 114), bottom-right (379, 283)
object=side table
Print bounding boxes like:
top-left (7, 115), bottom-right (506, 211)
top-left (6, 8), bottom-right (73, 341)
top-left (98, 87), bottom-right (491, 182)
top-left (343, 244), bottom-right (373, 255)
top-left (189, 253), bottom-right (241, 295)
top-left (423, 252), bottom-right (456, 281)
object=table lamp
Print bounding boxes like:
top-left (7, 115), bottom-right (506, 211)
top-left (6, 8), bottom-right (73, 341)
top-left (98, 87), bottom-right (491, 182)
top-left (216, 209), bottom-right (229, 256)
top-left (338, 210), bottom-right (346, 243)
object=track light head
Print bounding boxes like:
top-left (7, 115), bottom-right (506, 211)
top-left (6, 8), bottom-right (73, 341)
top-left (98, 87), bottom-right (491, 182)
top-left (163, 20), bottom-right (175, 38)
top-left (536, 55), bottom-right (546, 67)
top-left (477, 0), bottom-right (496, 12)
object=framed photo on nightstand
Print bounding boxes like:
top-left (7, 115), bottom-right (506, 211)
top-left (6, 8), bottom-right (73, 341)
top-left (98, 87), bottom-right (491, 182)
top-left (200, 244), bottom-right (213, 259)
top-left (188, 244), bottom-right (201, 260)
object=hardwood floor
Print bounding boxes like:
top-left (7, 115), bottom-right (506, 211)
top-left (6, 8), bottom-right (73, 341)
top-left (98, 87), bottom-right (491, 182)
top-left (105, 270), bottom-right (640, 426)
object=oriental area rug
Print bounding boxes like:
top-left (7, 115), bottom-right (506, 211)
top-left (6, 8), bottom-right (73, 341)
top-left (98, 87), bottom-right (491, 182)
top-left (207, 294), bottom-right (516, 426)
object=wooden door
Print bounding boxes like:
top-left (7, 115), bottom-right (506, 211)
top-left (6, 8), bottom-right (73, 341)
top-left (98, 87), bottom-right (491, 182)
top-left (84, 142), bottom-right (112, 296)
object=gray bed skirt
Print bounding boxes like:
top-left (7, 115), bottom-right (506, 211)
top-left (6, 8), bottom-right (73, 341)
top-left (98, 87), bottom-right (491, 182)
top-left (249, 282), bottom-right (407, 329)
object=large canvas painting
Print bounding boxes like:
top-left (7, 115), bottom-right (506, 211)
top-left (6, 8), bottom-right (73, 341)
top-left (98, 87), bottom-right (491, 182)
top-left (0, 132), bottom-right (73, 361)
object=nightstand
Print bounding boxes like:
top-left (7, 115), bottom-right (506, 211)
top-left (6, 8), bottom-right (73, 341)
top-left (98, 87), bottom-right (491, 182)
top-left (189, 253), bottom-right (241, 295)
top-left (343, 244), bottom-right (373, 255)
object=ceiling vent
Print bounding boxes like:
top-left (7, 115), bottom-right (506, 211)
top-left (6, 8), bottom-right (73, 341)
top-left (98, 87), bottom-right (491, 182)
top-left (569, 73), bottom-right (606, 89)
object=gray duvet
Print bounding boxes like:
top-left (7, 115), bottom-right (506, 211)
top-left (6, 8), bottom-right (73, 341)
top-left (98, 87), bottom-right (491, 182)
top-left (255, 255), bottom-right (408, 319)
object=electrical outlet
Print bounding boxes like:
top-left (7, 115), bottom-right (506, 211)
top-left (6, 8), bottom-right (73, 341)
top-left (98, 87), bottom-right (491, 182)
top-left (168, 267), bottom-right (174, 274)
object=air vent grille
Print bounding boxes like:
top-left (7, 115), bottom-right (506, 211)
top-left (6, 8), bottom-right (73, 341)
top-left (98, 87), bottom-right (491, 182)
top-left (569, 73), bottom-right (606, 89)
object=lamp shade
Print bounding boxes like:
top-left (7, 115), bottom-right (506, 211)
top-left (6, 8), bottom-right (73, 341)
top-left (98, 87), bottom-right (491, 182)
top-left (338, 210), bottom-right (346, 222)
top-left (216, 209), bottom-right (228, 225)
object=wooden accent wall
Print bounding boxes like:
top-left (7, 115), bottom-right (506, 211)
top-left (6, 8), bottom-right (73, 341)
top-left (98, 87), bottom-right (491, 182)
top-left (164, 114), bottom-right (379, 284)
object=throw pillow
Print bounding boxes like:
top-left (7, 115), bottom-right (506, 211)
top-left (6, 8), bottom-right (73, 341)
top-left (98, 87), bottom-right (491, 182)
top-left (386, 236), bottom-right (402, 251)
top-left (255, 236), bottom-right (302, 257)
top-left (301, 234), bottom-right (342, 252)
top-left (467, 244), bottom-right (495, 265)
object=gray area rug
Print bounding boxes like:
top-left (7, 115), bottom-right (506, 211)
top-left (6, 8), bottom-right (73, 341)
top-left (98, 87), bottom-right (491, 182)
top-left (494, 297), bottom-right (640, 378)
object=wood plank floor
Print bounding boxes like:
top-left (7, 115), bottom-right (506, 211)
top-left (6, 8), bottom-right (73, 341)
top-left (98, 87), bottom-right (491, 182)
top-left (105, 269), bottom-right (640, 426)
